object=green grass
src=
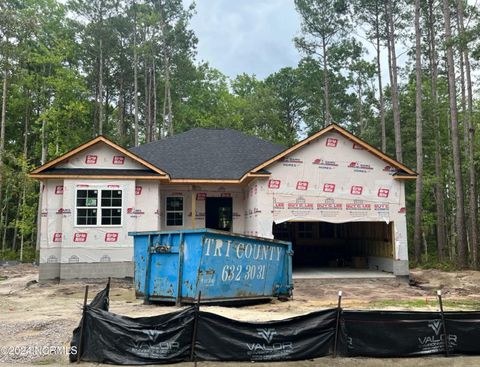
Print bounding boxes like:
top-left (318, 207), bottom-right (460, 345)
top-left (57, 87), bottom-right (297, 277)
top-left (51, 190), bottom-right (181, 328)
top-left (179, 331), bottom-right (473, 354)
top-left (0, 276), bottom-right (7, 281)
top-left (368, 299), bottom-right (480, 311)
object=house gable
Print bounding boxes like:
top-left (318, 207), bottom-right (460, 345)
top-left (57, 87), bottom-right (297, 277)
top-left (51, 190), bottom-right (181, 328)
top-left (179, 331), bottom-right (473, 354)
top-left (56, 143), bottom-right (147, 170)
top-left (248, 124), bottom-right (417, 179)
top-left (263, 129), bottom-right (411, 226)
top-left (30, 136), bottom-right (169, 179)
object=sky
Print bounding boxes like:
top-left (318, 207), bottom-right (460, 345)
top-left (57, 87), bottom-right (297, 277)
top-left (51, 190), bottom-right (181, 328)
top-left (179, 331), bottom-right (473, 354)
top-left (185, 0), bottom-right (302, 79)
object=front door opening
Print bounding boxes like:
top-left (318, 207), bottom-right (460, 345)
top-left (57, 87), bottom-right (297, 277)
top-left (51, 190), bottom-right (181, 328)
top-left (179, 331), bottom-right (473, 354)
top-left (205, 197), bottom-right (233, 231)
top-left (273, 221), bottom-right (394, 272)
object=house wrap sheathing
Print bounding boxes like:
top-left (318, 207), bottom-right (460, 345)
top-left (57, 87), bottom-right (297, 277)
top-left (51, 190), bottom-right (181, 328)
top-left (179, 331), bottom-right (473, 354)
top-left (31, 124), bottom-right (415, 280)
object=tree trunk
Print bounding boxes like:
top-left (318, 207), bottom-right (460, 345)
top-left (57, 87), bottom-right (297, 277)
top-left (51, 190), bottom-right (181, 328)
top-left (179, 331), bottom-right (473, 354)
top-left (1, 184), bottom-right (9, 253)
top-left (118, 77), bottom-right (125, 139)
top-left (458, 0), bottom-right (478, 268)
top-left (12, 194), bottom-right (21, 252)
top-left (19, 184), bottom-right (26, 261)
top-left (162, 75), bottom-right (168, 138)
top-left (167, 74), bottom-right (173, 136)
top-left (163, 55), bottom-right (173, 137)
top-left (35, 183), bottom-right (44, 255)
top-left (357, 79), bottom-right (363, 134)
top-left (413, 0), bottom-right (423, 264)
top-left (98, 39), bottom-right (104, 136)
top-left (133, 1), bottom-right (139, 146)
top-left (20, 94), bottom-right (30, 261)
top-left (144, 58), bottom-right (150, 142)
top-left (375, 7), bottom-right (386, 153)
top-left (160, 13), bottom-right (173, 137)
top-left (321, 35), bottom-right (331, 125)
top-left (428, 0), bottom-right (446, 262)
top-left (36, 110), bottom-right (48, 257)
top-left (386, 0), bottom-right (402, 162)
top-left (152, 56), bottom-right (157, 141)
top-left (148, 64), bottom-right (153, 142)
top-left (443, 0), bottom-right (468, 268)
top-left (0, 64), bottom-right (8, 228)
top-left (93, 76), bottom-right (98, 137)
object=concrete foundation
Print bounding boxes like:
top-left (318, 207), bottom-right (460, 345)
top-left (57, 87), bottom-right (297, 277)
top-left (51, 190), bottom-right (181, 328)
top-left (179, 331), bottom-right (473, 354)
top-left (39, 263), bottom-right (61, 281)
top-left (39, 261), bottom-right (134, 281)
top-left (368, 256), bottom-right (409, 276)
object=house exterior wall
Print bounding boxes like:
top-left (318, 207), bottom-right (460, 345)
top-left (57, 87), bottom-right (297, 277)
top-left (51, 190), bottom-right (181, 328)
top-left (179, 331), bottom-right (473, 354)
top-left (38, 178), bottom-right (250, 280)
top-left (250, 130), bottom-right (409, 276)
top-left (39, 179), bottom-right (136, 280)
top-left (39, 143), bottom-right (160, 280)
top-left (37, 131), bottom-right (410, 280)
top-left (158, 184), bottom-right (245, 233)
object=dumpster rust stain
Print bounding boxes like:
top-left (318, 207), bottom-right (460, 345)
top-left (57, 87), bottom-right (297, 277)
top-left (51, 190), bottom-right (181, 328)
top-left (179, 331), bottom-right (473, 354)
top-left (234, 289), bottom-right (260, 298)
top-left (197, 269), bottom-right (215, 275)
top-left (184, 279), bottom-right (193, 291)
top-left (153, 279), bottom-right (161, 295)
top-left (166, 283), bottom-right (174, 296)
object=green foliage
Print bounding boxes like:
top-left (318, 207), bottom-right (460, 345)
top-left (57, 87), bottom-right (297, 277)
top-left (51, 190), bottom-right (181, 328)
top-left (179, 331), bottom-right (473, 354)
top-left (0, 0), bottom-right (479, 271)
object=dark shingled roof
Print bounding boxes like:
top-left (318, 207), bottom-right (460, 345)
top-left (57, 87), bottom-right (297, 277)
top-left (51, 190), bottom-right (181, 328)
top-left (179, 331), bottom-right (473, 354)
top-left (130, 128), bottom-right (286, 179)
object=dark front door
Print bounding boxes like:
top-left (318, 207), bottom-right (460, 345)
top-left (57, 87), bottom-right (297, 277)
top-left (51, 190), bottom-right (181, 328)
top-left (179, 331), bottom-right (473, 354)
top-left (205, 197), bottom-right (233, 231)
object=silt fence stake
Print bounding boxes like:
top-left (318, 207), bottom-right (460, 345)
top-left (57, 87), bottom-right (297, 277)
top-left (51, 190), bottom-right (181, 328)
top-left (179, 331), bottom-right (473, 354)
top-left (77, 285), bottom-right (89, 363)
top-left (190, 291), bottom-right (202, 366)
top-left (333, 290), bottom-right (343, 358)
top-left (437, 290), bottom-right (449, 357)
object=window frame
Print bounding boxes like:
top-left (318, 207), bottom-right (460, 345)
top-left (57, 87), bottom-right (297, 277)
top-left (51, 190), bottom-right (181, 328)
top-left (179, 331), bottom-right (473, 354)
top-left (165, 196), bottom-right (184, 227)
top-left (74, 188), bottom-right (123, 228)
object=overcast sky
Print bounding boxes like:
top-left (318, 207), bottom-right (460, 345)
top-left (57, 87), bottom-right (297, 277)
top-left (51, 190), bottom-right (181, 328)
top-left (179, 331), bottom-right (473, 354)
top-left (185, 0), bottom-right (302, 79)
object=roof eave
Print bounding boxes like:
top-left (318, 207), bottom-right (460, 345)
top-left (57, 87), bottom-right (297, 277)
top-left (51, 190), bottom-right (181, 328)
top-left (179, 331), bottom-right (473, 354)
top-left (29, 173), bottom-right (169, 180)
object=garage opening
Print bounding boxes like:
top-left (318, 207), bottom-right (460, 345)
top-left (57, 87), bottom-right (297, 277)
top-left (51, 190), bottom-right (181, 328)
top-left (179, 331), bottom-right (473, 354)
top-left (272, 221), bottom-right (395, 277)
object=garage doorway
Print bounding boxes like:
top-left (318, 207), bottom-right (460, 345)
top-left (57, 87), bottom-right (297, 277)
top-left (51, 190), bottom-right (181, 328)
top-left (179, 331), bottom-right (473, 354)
top-left (272, 221), bottom-right (395, 278)
top-left (205, 197), bottom-right (233, 231)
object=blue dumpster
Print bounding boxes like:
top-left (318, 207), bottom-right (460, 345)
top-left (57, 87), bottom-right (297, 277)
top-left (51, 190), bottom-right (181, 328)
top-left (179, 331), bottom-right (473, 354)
top-left (129, 229), bottom-right (293, 304)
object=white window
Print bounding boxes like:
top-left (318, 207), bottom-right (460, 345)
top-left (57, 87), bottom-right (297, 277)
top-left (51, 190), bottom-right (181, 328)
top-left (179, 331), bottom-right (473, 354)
top-left (166, 196), bottom-right (183, 226)
top-left (76, 189), bottom-right (122, 226)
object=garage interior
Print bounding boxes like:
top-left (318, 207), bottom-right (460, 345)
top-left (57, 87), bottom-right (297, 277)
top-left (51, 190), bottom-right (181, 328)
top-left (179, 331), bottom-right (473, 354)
top-left (272, 221), bottom-right (395, 278)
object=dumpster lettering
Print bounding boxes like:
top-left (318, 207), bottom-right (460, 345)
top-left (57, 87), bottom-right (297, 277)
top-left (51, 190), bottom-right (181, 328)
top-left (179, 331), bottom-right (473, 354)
top-left (204, 238), bottom-right (281, 261)
top-left (221, 264), bottom-right (266, 282)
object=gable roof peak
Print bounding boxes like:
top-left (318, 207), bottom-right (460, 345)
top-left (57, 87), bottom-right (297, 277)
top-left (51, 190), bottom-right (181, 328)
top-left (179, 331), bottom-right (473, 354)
top-left (249, 122), bottom-right (417, 178)
top-left (30, 135), bottom-right (168, 176)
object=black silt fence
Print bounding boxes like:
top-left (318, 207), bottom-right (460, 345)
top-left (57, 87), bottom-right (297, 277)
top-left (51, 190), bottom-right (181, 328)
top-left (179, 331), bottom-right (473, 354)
top-left (69, 284), bottom-right (480, 364)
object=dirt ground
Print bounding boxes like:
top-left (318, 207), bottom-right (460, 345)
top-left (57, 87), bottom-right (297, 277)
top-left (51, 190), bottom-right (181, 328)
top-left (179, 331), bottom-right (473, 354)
top-left (2, 264), bottom-right (480, 366)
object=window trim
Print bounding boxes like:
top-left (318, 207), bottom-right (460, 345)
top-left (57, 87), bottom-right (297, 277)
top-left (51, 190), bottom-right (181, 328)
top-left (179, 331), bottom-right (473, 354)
top-left (165, 196), bottom-right (184, 227)
top-left (74, 188), bottom-right (123, 228)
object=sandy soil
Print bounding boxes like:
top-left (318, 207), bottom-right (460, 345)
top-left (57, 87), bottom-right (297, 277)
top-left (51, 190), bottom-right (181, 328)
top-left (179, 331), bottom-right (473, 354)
top-left (2, 264), bottom-right (480, 366)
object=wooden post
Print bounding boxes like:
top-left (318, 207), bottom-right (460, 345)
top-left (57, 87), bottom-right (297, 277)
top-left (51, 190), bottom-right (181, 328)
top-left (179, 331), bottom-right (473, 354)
top-left (191, 190), bottom-right (196, 229)
top-left (437, 290), bottom-right (449, 357)
top-left (106, 277), bottom-right (111, 308)
top-left (333, 290), bottom-right (342, 358)
top-left (77, 285), bottom-right (89, 363)
top-left (190, 291), bottom-right (201, 365)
